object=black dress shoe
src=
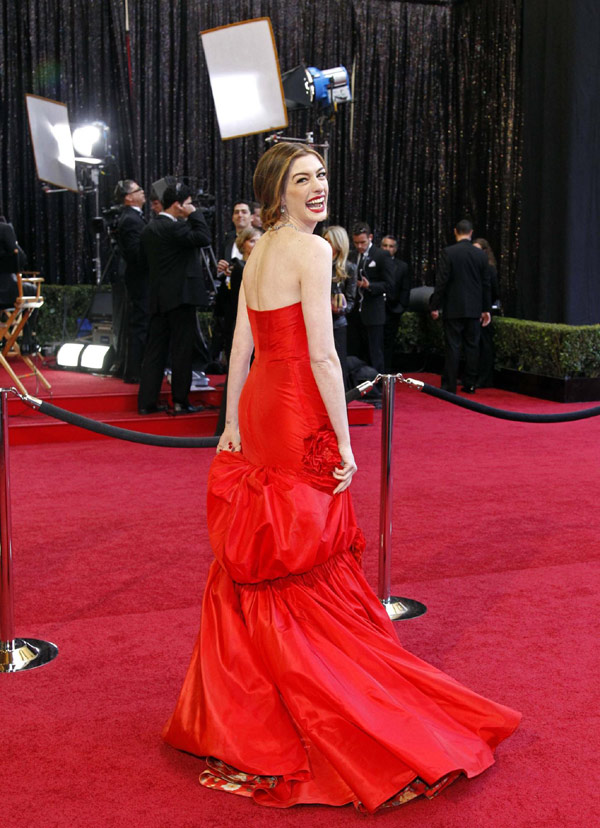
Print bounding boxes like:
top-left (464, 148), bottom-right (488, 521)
top-left (461, 385), bottom-right (476, 394)
top-left (20, 342), bottom-right (40, 356)
top-left (173, 403), bottom-right (203, 414)
top-left (138, 403), bottom-right (168, 415)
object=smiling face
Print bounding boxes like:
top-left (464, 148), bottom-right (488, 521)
top-left (232, 203), bottom-right (251, 231)
top-left (281, 155), bottom-right (328, 232)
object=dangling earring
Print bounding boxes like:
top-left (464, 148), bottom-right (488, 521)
top-left (281, 205), bottom-right (286, 214)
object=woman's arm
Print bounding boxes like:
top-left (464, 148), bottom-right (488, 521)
top-left (300, 237), bottom-right (357, 493)
top-left (216, 284), bottom-right (254, 453)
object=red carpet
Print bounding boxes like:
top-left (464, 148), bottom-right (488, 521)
top-left (2, 376), bottom-right (599, 827)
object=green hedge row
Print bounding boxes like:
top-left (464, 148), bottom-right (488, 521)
top-left (35, 284), bottom-right (96, 346)
top-left (396, 312), bottom-right (600, 379)
top-left (492, 317), bottom-right (600, 378)
top-left (36, 287), bottom-right (600, 379)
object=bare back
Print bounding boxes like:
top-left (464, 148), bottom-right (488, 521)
top-left (242, 227), bottom-right (330, 311)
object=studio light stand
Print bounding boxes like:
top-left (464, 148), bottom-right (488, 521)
top-left (265, 131), bottom-right (330, 170)
top-left (78, 162), bottom-right (109, 286)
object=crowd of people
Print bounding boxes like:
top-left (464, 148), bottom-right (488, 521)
top-left (111, 175), bottom-right (499, 417)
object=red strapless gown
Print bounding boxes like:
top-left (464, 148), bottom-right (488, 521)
top-left (162, 302), bottom-right (520, 814)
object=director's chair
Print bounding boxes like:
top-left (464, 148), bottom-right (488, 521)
top-left (0, 271), bottom-right (51, 395)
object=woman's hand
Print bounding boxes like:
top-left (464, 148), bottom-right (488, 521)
top-left (216, 425), bottom-right (241, 454)
top-left (332, 444), bottom-right (357, 494)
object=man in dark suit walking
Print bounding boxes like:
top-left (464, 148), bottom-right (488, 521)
top-left (380, 235), bottom-right (411, 372)
top-left (348, 222), bottom-right (394, 373)
top-left (114, 179), bottom-right (149, 383)
top-left (137, 184), bottom-right (211, 414)
top-left (429, 218), bottom-right (491, 394)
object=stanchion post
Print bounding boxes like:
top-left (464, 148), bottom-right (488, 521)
top-left (0, 389), bottom-right (58, 672)
top-left (377, 375), bottom-right (427, 621)
top-left (0, 390), bottom-right (15, 646)
top-left (378, 375), bottom-right (394, 601)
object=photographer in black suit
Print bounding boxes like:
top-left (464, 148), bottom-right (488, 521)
top-left (114, 179), bottom-right (149, 383)
top-left (137, 184), bottom-right (211, 414)
top-left (430, 219), bottom-right (491, 394)
top-left (348, 222), bottom-right (394, 373)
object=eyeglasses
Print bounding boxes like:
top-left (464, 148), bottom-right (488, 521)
top-left (129, 187), bottom-right (144, 194)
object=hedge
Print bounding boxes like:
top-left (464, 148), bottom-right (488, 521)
top-left (396, 313), bottom-right (600, 379)
top-left (35, 287), bottom-right (600, 380)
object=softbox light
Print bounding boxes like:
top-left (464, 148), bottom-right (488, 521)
top-left (80, 344), bottom-right (115, 372)
top-left (201, 17), bottom-right (287, 140)
top-left (56, 343), bottom-right (85, 368)
top-left (26, 94), bottom-right (79, 192)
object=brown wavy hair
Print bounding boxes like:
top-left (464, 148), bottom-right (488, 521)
top-left (473, 237), bottom-right (497, 268)
top-left (253, 142), bottom-right (327, 230)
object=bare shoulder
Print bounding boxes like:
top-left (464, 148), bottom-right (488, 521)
top-left (294, 232), bottom-right (331, 263)
top-left (302, 233), bottom-right (330, 253)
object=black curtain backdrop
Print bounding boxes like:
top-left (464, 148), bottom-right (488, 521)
top-left (1, 0), bottom-right (522, 311)
top-left (517, 0), bottom-right (600, 324)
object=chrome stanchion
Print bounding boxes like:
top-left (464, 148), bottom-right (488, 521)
top-left (0, 389), bottom-right (58, 672)
top-left (378, 375), bottom-right (427, 621)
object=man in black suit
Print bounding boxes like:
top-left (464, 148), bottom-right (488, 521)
top-left (348, 222), bottom-right (394, 373)
top-left (0, 216), bottom-right (37, 352)
top-left (0, 218), bottom-right (21, 306)
top-left (381, 235), bottom-right (411, 372)
top-left (137, 184), bottom-right (211, 414)
top-left (430, 218), bottom-right (491, 393)
top-left (216, 200), bottom-right (252, 275)
top-left (114, 179), bottom-right (148, 383)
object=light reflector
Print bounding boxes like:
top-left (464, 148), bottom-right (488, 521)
top-left (201, 18), bottom-right (287, 140)
top-left (25, 94), bottom-right (79, 192)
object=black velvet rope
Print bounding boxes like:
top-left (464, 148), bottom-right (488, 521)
top-left (35, 400), bottom-right (220, 448)
top-left (27, 385), bottom-right (600, 448)
top-left (419, 383), bottom-right (600, 423)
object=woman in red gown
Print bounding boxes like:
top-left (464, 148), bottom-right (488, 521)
top-left (162, 143), bottom-right (521, 814)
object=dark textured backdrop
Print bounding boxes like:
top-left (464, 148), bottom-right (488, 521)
top-left (517, 0), bottom-right (600, 325)
top-left (1, 0), bottom-right (522, 310)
